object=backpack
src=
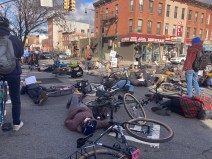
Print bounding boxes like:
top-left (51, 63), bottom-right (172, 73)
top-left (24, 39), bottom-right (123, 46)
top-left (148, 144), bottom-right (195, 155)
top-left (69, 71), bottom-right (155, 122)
top-left (0, 35), bottom-right (16, 74)
top-left (179, 96), bottom-right (212, 120)
top-left (192, 49), bottom-right (208, 72)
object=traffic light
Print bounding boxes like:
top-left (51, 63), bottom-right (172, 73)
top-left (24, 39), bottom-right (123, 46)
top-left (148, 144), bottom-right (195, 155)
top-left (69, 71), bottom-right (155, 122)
top-left (69, 0), bottom-right (76, 11)
top-left (64, 0), bottom-right (69, 11)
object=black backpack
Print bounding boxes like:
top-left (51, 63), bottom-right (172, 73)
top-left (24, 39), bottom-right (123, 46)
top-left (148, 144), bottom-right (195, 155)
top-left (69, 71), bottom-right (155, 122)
top-left (192, 49), bottom-right (208, 72)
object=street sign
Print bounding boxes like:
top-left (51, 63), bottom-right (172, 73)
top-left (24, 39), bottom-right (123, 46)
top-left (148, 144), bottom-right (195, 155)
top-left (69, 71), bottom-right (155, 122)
top-left (40, 0), bottom-right (53, 7)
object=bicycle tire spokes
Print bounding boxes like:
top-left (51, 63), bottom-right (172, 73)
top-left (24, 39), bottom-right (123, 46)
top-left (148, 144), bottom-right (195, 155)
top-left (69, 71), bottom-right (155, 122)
top-left (124, 93), bottom-right (146, 119)
top-left (126, 118), bottom-right (174, 143)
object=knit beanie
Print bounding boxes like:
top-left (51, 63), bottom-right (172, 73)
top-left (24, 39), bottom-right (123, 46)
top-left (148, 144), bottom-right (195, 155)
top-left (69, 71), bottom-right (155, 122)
top-left (192, 37), bottom-right (201, 45)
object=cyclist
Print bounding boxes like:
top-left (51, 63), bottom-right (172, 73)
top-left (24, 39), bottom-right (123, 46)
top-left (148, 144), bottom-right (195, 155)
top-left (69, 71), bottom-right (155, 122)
top-left (0, 16), bottom-right (24, 131)
top-left (65, 94), bottom-right (110, 135)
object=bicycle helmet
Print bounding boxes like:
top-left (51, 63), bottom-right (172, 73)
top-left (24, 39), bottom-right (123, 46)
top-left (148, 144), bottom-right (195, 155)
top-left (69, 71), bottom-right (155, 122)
top-left (0, 16), bottom-right (10, 28)
top-left (71, 61), bottom-right (78, 67)
top-left (81, 119), bottom-right (97, 136)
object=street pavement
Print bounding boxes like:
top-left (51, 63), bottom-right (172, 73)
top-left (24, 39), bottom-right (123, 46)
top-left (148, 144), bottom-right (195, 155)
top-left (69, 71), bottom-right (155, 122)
top-left (0, 61), bottom-right (212, 159)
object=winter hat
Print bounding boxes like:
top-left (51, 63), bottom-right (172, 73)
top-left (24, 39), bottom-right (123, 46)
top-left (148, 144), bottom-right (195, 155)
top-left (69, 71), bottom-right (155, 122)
top-left (192, 37), bottom-right (201, 45)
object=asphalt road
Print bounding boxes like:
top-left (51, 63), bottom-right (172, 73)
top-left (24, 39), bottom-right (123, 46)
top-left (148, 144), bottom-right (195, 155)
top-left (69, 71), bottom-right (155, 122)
top-left (0, 62), bottom-right (212, 159)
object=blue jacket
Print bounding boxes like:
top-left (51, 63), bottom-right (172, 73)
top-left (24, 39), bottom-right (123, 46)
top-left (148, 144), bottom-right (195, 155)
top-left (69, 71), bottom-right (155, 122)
top-left (0, 28), bottom-right (24, 76)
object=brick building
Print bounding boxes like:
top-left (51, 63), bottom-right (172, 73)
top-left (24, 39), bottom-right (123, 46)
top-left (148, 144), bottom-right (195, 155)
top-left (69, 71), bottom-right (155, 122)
top-left (93, 0), bottom-right (212, 62)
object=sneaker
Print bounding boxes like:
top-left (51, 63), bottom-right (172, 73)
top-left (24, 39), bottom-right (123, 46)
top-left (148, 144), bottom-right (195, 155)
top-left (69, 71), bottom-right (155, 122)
top-left (38, 91), bottom-right (48, 105)
top-left (13, 121), bottom-right (24, 131)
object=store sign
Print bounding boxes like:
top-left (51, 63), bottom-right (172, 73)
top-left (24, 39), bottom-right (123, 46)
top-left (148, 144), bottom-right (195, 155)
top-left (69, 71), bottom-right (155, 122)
top-left (177, 22), bottom-right (182, 36)
top-left (121, 35), bottom-right (165, 43)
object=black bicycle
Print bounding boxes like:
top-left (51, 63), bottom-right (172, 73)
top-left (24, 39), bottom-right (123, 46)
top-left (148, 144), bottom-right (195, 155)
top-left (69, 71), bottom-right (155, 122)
top-left (68, 112), bottom-right (174, 159)
top-left (85, 90), bottom-right (147, 120)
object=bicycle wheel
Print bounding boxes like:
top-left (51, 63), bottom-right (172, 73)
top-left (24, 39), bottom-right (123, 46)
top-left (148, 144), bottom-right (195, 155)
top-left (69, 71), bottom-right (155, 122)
top-left (158, 82), bottom-right (184, 95)
top-left (79, 149), bottom-right (127, 159)
top-left (123, 93), bottom-right (146, 119)
top-left (85, 99), bottom-right (110, 108)
top-left (47, 86), bottom-right (74, 97)
top-left (125, 118), bottom-right (174, 143)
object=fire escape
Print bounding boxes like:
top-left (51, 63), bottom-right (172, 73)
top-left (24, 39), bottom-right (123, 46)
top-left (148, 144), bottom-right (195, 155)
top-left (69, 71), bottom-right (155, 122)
top-left (100, 10), bottom-right (118, 37)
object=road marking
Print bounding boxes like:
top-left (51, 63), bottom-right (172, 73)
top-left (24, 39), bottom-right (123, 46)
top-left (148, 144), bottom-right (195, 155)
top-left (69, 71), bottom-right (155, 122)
top-left (108, 124), bottom-right (160, 148)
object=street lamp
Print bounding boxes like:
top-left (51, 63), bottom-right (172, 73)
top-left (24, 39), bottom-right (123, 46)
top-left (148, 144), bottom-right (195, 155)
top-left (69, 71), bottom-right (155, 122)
top-left (84, 8), bottom-right (95, 46)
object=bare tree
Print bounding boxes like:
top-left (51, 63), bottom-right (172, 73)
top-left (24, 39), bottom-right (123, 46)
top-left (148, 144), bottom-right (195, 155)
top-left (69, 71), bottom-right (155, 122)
top-left (3, 0), bottom-right (67, 44)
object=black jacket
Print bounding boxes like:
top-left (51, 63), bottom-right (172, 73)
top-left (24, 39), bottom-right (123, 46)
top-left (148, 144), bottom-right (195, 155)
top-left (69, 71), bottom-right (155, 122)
top-left (0, 28), bottom-right (24, 76)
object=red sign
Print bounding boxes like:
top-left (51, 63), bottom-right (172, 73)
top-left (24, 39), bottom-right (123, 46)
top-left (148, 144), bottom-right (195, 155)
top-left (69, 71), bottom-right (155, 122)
top-left (177, 22), bottom-right (182, 36)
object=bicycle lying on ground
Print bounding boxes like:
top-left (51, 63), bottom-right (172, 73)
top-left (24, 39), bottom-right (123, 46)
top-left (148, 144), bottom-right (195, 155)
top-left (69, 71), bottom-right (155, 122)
top-left (46, 85), bottom-right (75, 97)
top-left (68, 104), bottom-right (174, 159)
top-left (0, 76), bottom-right (8, 127)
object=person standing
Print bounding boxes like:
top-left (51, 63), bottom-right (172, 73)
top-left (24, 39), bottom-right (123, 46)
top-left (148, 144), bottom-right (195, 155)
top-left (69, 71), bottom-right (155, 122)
top-left (0, 16), bottom-right (24, 131)
top-left (183, 37), bottom-right (203, 97)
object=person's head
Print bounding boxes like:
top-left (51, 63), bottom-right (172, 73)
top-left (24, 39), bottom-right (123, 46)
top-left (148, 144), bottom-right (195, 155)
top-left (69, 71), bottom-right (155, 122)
top-left (81, 119), bottom-right (97, 136)
top-left (192, 37), bottom-right (201, 45)
top-left (0, 16), bottom-right (10, 28)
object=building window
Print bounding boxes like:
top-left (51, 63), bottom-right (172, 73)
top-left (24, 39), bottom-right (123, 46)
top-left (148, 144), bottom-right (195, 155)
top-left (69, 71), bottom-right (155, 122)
top-left (147, 20), bottom-right (152, 34)
top-left (186, 27), bottom-right (190, 38)
top-left (139, 0), bottom-right (143, 11)
top-left (207, 15), bottom-right (210, 25)
top-left (193, 28), bottom-right (197, 37)
top-left (137, 19), bottom-right (143, 33)
top-left (174, 7), bottom-right (178, 18)
top-left (106, 8), bottom-right (108, 18)
top-left (130, 0), bottom-right (134, 11)
top-left (200, 29), bottom-right (203, 39)
top-left (181, 8), bottom-right (185, 19)
top-left (201, 13), bottom-right (204, 23)
top-left (158, 3), bottom-right (162, 16)
top-left (180, 26), bottom-right (184, 37)
top-left (156, 22), bottom-right (161, 35)
top-left (195, 11), bottom-right (198, 22)
top-left (173, 25), bottom-right (176, 36)
top-left (205, 29), bottom-right (209, 40)
top-left (166, 4), bottom-right (170, 17)
top-left (129, 19), bottom-right (133, 33)
top-left (96, 12), bottom-right (98, 18)
top-left (115, 4), bottom-right (118, 16)
top-left (210, 31), bottom-right (212, 40)
top-left (81, 29), bottom-right (85, 33)
top-left (96, 27), bottom-right (98, 35)
top-left (188, 10), bottom-right (192, 20)
top-left (165, 23), bottom-right (169, 35)
top-left (148, 0), bottom-right (153, 13)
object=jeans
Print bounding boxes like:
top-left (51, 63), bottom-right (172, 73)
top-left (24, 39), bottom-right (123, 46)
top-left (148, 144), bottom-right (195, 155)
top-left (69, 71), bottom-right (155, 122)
top-left (4, 76), bottom-right (21, 125)
top-left (113, 80), bottom-right (134, 93)
top-left (185, 70), bottom-right (200, 97)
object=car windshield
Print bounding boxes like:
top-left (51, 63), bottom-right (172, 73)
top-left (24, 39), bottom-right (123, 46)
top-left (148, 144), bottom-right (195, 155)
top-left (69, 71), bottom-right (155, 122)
top-left (43, 52), bottom-right (50, 55)
top-left (59, 53), bottom-right (66, 55)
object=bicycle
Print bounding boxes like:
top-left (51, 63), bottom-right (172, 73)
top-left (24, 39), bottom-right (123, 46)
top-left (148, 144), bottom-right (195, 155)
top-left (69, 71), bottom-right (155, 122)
top-left (85, 90), bottom-right (147, 120)
top-left (0, 76), bottom-right (8, 127)
top-left (46, 85), bottom-right (75, 97)
top-left (68, 109), bottom-right (174, 158)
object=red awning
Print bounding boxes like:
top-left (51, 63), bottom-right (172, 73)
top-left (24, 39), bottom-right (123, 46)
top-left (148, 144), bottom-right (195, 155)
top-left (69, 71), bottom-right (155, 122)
top-left (121, 33), bottom-right (165, 43)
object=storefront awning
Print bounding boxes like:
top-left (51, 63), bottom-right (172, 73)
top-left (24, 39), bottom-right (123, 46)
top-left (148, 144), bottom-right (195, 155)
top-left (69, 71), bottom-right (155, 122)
top-left (121, 33), bottom-right (165, 43)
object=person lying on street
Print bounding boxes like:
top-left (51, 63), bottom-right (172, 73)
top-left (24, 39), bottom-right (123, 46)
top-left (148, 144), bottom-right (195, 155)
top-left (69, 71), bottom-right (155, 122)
top-left (64, 94), bottom-right (110, 136)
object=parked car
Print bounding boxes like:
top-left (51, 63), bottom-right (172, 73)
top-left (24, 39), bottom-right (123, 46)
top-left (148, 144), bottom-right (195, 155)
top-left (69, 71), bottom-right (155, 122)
top-left (170, 54), bottom-right (186, 64)
top-left (59, 52), bottom-right (68, 59)
top-left (40, 52), bottom-right (52, 59)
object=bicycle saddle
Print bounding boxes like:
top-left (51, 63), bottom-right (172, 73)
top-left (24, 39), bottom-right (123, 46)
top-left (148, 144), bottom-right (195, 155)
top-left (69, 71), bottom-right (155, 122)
top-left (76, 133), bottom-right (93, 148)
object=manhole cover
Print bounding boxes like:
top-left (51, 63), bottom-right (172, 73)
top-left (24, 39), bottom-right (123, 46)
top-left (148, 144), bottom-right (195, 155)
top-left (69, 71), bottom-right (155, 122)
top-left (37, 78), bottom-right (63, 84)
